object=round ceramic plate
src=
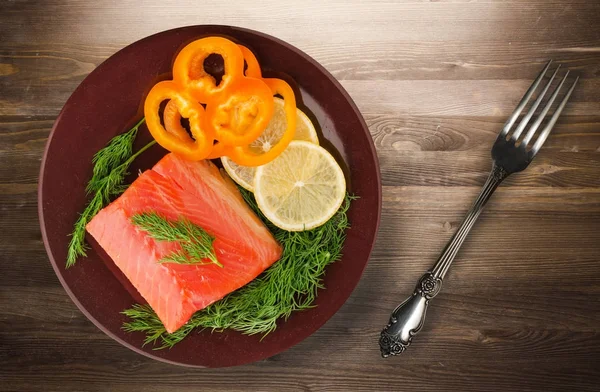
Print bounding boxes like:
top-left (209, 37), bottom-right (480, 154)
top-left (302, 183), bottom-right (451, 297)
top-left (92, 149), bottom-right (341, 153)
top-left (39, 25), bottom-right (381, 368)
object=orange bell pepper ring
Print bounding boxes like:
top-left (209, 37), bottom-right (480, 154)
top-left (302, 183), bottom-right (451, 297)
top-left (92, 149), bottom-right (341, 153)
top-left (239, 45), bottom-right (262, 78)
top-left (144, 81), bottom-right (213, 160)
top-left (172, 37), bottom-right (244, 102)
top-left (205, 76), bottom-right (275, 147)
top-left (226, 78), bottom-right (296, 167)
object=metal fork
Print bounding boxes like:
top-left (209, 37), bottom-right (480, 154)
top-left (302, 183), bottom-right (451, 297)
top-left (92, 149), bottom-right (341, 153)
top-left (379, 60), bottom-right (578, 357)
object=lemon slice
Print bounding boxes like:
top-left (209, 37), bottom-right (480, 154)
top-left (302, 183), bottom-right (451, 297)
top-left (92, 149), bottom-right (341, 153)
top-left (221, 97), bottom-right (319, 192)
top-left (254, 141), bottom-right (346, 231)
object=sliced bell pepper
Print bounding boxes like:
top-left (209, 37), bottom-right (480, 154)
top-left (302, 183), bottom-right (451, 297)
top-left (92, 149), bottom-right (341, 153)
top-left (239, 45), bottom-right (262, 78)
top-left (205, 76), bottom-right (274, 147)
top-left (144, 81), bottom-right (213, 160)
top-left (173, 37), bottom-right (245, 102)
top-left (226, 78), bottom-right (297, 167)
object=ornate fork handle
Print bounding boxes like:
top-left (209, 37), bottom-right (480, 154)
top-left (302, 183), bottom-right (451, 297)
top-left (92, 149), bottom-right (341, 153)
top-left (379, 163), bottom-right (509, 357)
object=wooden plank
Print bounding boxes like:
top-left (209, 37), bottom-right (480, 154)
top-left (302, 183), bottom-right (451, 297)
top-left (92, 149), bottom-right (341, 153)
top-left (367, 115), bottom-right (600, 152)
top-left (2, 47), bottom-right (600, 117)
top-left (2, 0), bottom-right (600, 46)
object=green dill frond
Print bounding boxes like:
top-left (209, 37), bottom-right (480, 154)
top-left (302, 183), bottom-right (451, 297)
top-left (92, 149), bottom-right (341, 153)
top-left (66, 191), bottom-right (104, 267)
top-left (87, 118), bottom-right (145, 194)
top-left (131, 212), bottom-right (221, 267)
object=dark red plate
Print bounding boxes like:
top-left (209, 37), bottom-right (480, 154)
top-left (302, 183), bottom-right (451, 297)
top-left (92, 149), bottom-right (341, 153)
top-left (38, 25), bottom-right (381, 368)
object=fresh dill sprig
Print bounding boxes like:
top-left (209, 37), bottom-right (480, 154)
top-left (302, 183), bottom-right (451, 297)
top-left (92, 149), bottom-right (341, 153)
top-left (87, 117), bottom-right (145, 194)
top-left (122, 190), bottom-right (355, 349)
top-left (66, 119), bottom-right (156, 268)
top-left (131, 212), bottom-right (222, 267)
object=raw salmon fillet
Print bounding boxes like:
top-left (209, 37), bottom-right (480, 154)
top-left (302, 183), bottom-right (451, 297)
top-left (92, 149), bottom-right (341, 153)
top-left (86, 154), bottom-right (282, 333)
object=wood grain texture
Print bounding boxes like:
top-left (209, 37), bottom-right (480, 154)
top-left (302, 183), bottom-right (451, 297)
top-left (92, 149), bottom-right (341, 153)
top-left (1, 0), bottom-right (599, 391)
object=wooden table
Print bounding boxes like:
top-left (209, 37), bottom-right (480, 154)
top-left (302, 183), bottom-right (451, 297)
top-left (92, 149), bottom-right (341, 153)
top-left (2, 1), bottom-right (599, 391)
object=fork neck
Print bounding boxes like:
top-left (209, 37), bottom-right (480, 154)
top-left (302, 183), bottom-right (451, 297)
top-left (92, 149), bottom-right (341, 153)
top-left (430, 163), bottom-right (509, 280)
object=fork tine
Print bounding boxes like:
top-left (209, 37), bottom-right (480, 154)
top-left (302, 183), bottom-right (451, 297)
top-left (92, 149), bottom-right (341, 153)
top-left (500, 60), bottom-right (552, 138)
top-left (521, 70), bottom-right (570, 147)
top-left (529, 76), bottom-right (579, 155)
top-left (510, 65), bottom-right (561, 141)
